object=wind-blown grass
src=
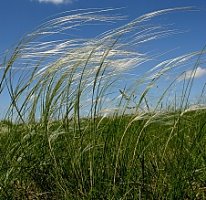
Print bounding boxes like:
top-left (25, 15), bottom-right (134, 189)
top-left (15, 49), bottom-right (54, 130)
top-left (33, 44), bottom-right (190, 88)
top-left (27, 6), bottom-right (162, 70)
top-left (0, 8), bottom-right (206, 199)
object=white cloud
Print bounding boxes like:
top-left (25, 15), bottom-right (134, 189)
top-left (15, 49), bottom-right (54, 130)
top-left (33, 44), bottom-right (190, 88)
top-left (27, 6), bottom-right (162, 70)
top-left (34, 0), bottom-right (75, 5)
top-left (178, 67), bottom-right (206, 81)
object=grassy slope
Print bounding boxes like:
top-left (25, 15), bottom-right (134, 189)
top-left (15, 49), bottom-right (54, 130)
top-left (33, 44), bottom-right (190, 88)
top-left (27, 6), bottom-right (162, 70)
top-left (0, 109), bottom-right (206, 199)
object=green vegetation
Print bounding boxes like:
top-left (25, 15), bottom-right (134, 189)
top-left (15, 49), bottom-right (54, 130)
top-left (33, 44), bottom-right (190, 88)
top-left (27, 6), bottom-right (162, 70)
top-left (0, 8), bottom-right (206, 199)
top-left (0, 110), bottom-right (206, 199)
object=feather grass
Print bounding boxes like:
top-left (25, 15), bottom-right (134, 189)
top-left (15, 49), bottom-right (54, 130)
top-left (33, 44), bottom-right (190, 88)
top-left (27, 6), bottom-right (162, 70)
top-left (0, 7), bottom-right (206, 199)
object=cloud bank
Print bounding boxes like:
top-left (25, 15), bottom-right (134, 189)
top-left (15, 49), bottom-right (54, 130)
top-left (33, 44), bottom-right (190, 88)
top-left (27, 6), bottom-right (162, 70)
top-left (178, 67), bottom-right (206, 81)
top-left (34, 0), bottom-right (75, 5)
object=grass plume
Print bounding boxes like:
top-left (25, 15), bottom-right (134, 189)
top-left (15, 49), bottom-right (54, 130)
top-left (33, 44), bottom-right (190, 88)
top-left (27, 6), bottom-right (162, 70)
top-left (0, 7), bottom-right (206, 199)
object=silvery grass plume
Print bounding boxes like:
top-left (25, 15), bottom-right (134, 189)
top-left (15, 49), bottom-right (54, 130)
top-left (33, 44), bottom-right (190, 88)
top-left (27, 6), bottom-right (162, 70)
top-left (0, 7), bottom-right (205, 123)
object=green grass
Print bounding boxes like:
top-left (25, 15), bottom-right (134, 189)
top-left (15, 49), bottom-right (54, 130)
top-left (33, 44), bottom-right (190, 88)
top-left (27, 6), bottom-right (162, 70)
top-left (0, 8), bottom-right (206, 199)
top-left (0, 110), bottom-right (206, 199)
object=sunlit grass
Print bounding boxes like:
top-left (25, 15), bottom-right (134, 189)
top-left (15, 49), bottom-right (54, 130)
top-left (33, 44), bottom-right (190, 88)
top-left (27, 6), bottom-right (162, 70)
top-left (0, 8), bottom-right (206, 199)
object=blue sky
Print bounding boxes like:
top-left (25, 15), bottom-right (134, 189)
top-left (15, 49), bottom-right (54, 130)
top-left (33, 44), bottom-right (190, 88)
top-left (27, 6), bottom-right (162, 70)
top-left (0, 0), bottom-right (206, 53)
top-left (0, 0), bottom-right (206, 116)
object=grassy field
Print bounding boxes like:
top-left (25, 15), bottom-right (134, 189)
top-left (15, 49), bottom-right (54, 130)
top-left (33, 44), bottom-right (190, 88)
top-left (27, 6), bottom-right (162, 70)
top-left (0, 8), bottom-right (206, 199)
top-left (0, 109), bottom-right (206, 199)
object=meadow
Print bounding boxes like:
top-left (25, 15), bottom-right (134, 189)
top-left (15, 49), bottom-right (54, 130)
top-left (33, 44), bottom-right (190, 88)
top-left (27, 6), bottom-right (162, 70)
top-left (0, 8), bottom-right (206, 199)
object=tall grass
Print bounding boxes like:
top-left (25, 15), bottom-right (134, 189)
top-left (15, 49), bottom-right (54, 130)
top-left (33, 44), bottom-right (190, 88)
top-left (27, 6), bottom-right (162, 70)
top-left (0, 8), bottom-right (206, 199)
